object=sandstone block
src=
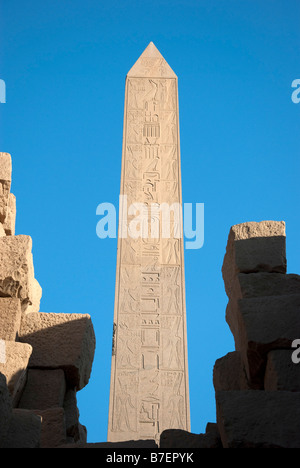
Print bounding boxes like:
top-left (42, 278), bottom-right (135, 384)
top-left (0, 153), bottom-right (12, 181)
top-left (226, 294), bottom-right (300, 386)
top-left (0, 195), bottom-right (9, 224)
top-left (63, 387), bottom-right (81, 441)
top-left (0, 297), bottom-right (22, 341)
top-left (160, 425), bottom-right (222, 448)
top-left (264, 349), bottom-right (300, 391)
top-left (33, 407), bottom-right (66, 448)
top-left (216, 390), bottom-right (300, 448)
top-left (0, 224), bottom-right (5, 237)
top-left (19, 312), bottom-right (96, 390)
top-left (0, 372), bottom-right (13, 446)
top-left (0, 341), bottom-right (32, 406)
top-left (18, 369), bottom-right (66, 410)
top-left (0, 153), bottom-right (12, 224)
top-left (0, 408), bottom-right (41, 448)
top-left (213, 351), bottom-right (250, 391)
top-left (229, 272), bottom-right (300, 301)
top-left (77, 423), bottom-right (87, 444)
top-left (0, 235), bottom-right (35, 310)
top-left (222, 221), bottom-right (286, 298)
top-left (24, 278), bottom-right (42, 314)
top-left (3, 193), bottom-right (16, 236)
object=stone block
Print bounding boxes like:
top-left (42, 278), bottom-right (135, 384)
top-left (160, 425), bottom-right (222, 448)
top-left (24, 278), bottom-right (42, 314)
top-left (63, 387), bottom-right (81, 441)
top-left (3, 193), bottom-right (16, 236)
top-left (0, 153), bottom-right (12, 181)
top-left (0, 235), bottom-right (35, 310)
top-left (33, 407), bottom-right (66, 448)
top-left (19, 312), bottom-right (96, 390)
top-left (226, 294), bottom-right (300, 387)
top-left (222, 221), bottom-right (286, 298)
top-left (0, 372), bottom-right (13, 446)
top-left (0, 341), bottom-right (32, 406)
top-left (216, 390), bottom-right (300, 448)
top-left (0, 297), bottom-right (22, 341)
top-left (0, 223), bottom-right (5, 237)
top-left (264, 349), bottom-right (300, 391)
top-left (77, 423), bottom-right (87, 444)
top-left (229, 272), bottom-right (300, 301)
top-left (18, 369), bottom-right (66, 410)
top-left (0, 195), bottom-right (10, 224)
top-left (0, 408), bottom-right (41, 448)
top-left (213, 351), bottom-right (251, 391)
top-left (0, 153), bottom-right (12, 224)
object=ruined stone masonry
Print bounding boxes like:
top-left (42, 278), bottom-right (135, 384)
top-left (0, 152), bottom-right (96, 448)
top-left (161, 220), bottom-right (300, 448)
top-left (214, 220), bottom-right (300, 448)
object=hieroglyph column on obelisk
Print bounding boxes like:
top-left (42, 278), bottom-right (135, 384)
top-left (107, 42), bottom-right (190, 443)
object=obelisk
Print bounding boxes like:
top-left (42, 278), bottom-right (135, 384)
top-left (107, 42), bottom-right (190, 443)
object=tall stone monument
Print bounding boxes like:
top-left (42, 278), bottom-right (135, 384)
top-left (107, 42), bottom-right (190, 443)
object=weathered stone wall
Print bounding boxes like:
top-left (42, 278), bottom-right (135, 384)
top-left (214, 220), bottom-right (300, 448)
top-left (160, 220), bottom-right (300, 448)
top-left (0, 153), bottom-right (96, 448)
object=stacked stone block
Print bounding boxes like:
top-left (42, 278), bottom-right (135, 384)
top-left (214, 221), bottom-right (300, 448)
top-left (0, 153), bottom-right (96, 448)
top-left (159, 220), bottom-right (300, 448)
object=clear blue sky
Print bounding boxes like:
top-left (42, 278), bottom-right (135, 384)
top-left (0, 0), bottom-right (299, 443)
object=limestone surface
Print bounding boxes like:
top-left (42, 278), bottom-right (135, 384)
top-left (226, 294), bottom-right (300, 386)
top-left (0, 153), bottom-right (12, 181)
top-left (18, 369), bottom-right (66, 410)
top-left (0, 341), bottom-right (32, 405)
top-left (0, 235), bottom-right (35, 310)
top-left (24, 278), bottom-right (42, 314)
top-left (63, 387), bottom-right (84, 442)
top-left (0, 373), bottom-right (13, 445)
top-left (33, 407), bottom-right (67, 448)
top-left (264, 349), bottom-right (300, 392)
top-left (222, 221), bottom-right (286, 298)
top-left (3, 193), bottom-right (16, 236)
top-left (229, 272), bottom-right (300, 301)
top-left (216, 390), bottom-right (300, 448)
top-left (0, 153), bottom-right (12, 224)
top-left (1, 408), bottom-right (41, 448)
top-left (0, 151), bottom-right (96, 448)
top-left (213, 351), bottom-right (250, 391)
top-left (0, 297), bottom-right (22, 341)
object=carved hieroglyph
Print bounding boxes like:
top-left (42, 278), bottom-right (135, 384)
top-left (107, 42), bottom-right (190, 443)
